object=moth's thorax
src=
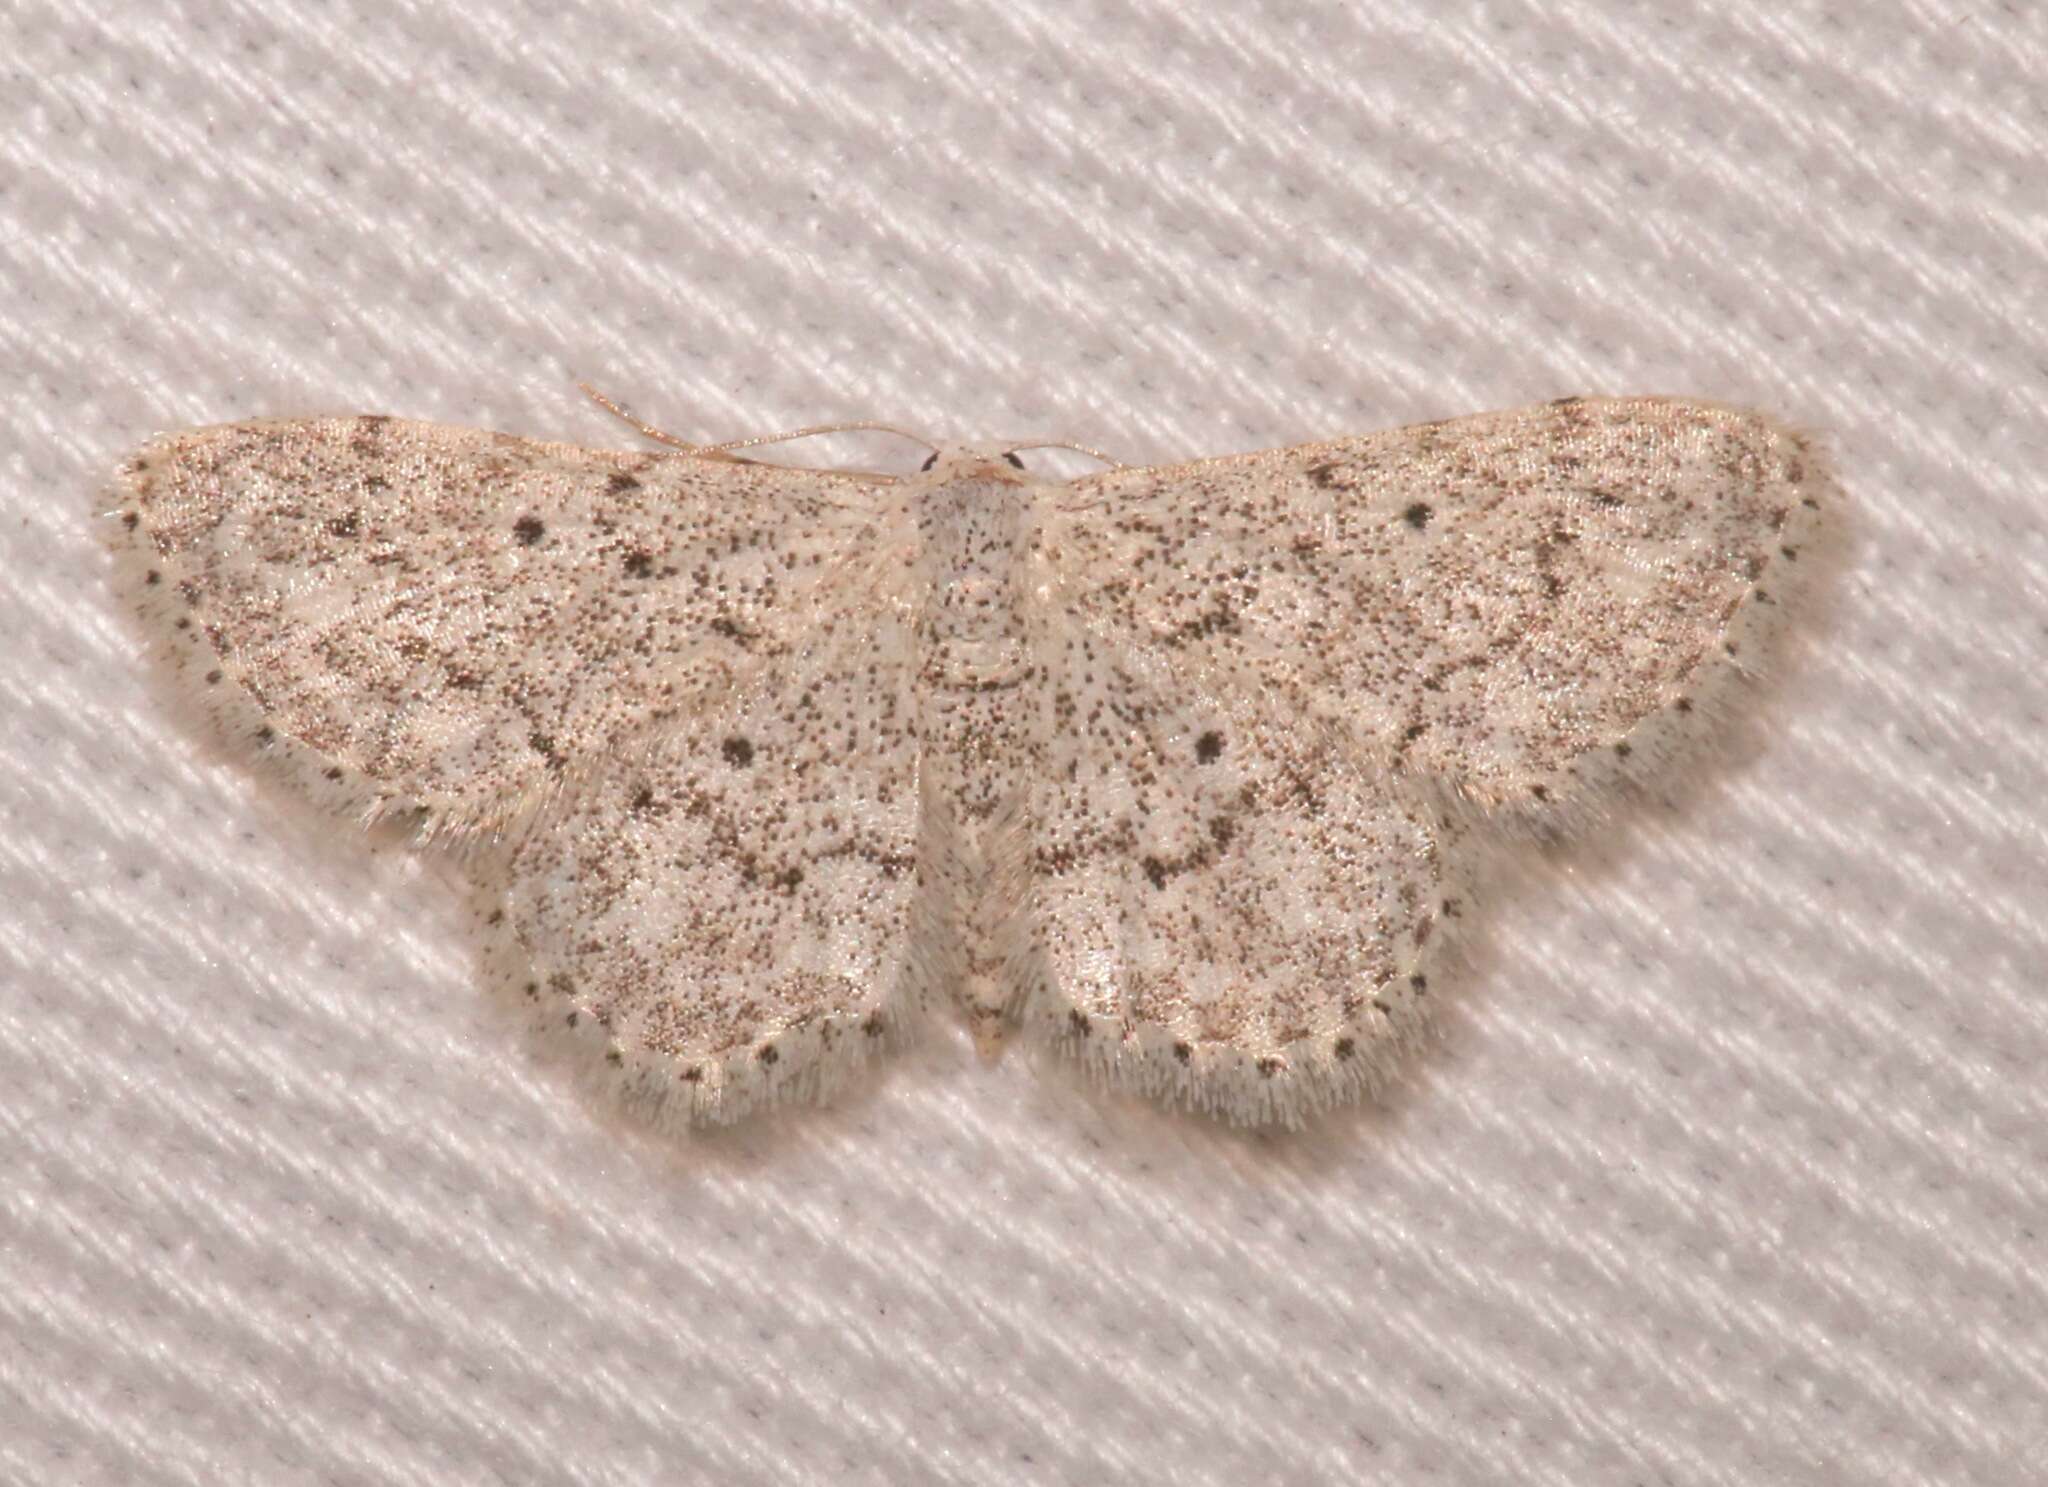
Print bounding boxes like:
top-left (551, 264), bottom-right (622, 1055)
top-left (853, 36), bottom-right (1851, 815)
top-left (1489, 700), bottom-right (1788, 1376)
top-left (912, 454), bottom-right (1038, 688)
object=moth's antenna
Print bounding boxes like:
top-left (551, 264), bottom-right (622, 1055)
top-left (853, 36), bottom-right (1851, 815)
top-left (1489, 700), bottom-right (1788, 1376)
top-left (578, 385), bottom-right (939, 463)
top-left (706, 423), bottom-right (940, 457)
top-left (578, 383), bottom-right (703, 452)
top-left (1003, 439), bottom-right (1125, 470)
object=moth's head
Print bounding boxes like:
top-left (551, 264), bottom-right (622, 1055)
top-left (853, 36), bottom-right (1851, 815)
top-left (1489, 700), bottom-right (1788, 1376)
top-left (915, 444), bottom-right (1034, 482)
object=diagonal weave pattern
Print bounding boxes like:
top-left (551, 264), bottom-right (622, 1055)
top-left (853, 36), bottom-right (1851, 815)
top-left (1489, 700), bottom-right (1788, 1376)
top-left (3, 2), bottom-right (2044, 1484)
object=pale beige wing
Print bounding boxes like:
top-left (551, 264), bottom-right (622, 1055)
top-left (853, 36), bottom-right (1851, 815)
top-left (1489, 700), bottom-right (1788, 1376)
top-left (1044, 396), bottom-right (1823, 813)
top-left (1014, 397), bottom-right (1824, 1123)
top-left (1007, 627), bottom-right (1460, 1126)
top-left (476, 611), bottom-right (925, 1124)
top-left (112, 416), bottom-right (896, 836)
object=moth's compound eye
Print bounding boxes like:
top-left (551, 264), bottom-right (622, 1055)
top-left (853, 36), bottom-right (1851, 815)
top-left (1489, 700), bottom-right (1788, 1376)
top-left (920, 452), bottom-right (939, 472)
top-left (1003, 451), bottom-right (1026, 470)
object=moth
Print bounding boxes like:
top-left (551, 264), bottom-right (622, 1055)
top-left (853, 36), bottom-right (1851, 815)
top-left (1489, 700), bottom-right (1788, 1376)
top-left (111, 394), bottom-right (1824, 1126)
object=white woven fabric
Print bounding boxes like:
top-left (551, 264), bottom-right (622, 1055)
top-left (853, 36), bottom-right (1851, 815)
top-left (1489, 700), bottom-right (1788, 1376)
top-left (4, 3), bottom-right (2043, 1483)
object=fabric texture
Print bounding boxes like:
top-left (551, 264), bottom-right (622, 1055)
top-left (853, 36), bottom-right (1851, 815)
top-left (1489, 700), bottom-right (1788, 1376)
top-left (3, 3), bottom-right (2043, 1484)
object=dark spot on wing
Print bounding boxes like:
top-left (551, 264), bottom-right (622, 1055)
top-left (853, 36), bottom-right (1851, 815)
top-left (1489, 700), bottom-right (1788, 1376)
top-left (349, 415), bottom-right (390, 454)
top-left (708, 616), bottom-right (756, 648)
top-left (512, 515), bottom-right (545, 545)
top-left (721, 736), bottom-right (755, 767)
top-left (1163, 602), bottom-right (1239, 646)
top-left (1194, 729), bottom-right (1224, 764)
top-left (1402, 502), bottom-right (1432, 530)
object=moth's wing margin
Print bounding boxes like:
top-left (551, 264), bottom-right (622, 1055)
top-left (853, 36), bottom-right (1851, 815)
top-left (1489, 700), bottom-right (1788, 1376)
top-left (1048, 396), bottom-right (1826, 823)
top-left (110, 416), bottom-right (896, 838)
